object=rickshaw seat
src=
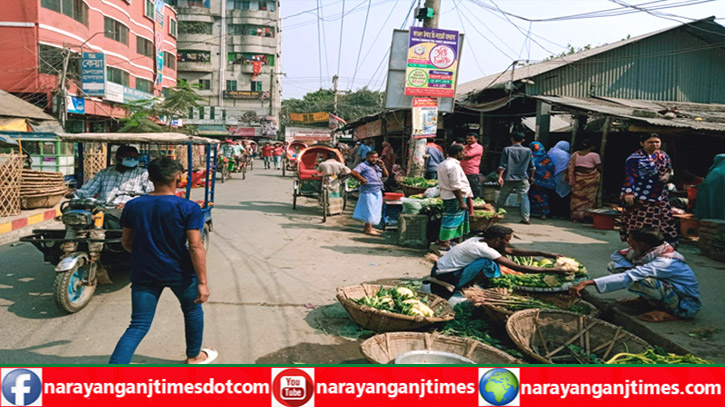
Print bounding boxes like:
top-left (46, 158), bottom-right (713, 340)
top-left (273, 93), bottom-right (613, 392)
top-left (299, 169), bottom-right (322, 180)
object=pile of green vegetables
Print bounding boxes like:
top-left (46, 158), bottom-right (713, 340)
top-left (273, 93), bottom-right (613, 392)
top-left (605, 347), bottom-right (713, 364)
top-left (353, 287), bottom-right (435, 317)
top-left (441, 303), bottom-right (523, 358)
top-left (472, 208), bottom-right (507, 218)
top-left (401, 177), bottom-right (438, 188)
top-left (489, 257), bottom-right (588, 289)
top-left (347, 179), bottom-right (360, 189)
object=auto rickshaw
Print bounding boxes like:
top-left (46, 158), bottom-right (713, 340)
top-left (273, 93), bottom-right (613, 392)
top-left (20, 133), bottom-right (219, 313)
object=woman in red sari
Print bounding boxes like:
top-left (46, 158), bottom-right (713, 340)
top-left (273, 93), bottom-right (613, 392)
top-left (568, 140), bottom-right (602, 221)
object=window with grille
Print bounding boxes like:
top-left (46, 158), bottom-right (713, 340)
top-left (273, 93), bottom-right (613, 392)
top-left (226, 80), bottom-right (237, 91)
top-left (169, 18), bottom-right (177, 37)
top-left (251, 81), bottom-right (263, 92)
top-left (210, 107), bottom-right (215, 120)
top-left (136, 37), bottom-right (154, 58)
top-left (136, 78), bottom-right (153, 93)
top-left (179, 21), bottom-right (213, 34)
top-left (164, 52), bottom-right (176, 70)
top-left (144, 0), bottom-right (155, 19)
top-left (198, 106), bottom-right (205, 118)
top-left (42, 0), bottom-right (88, 26)
top-left (198, 79), bottom-right (211, 90)
top-left (107, 67), bottom-right (130, 86)
top-left (104, 17), bottom-right (129, 45)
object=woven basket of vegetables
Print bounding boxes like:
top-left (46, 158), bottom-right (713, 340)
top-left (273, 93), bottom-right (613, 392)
top-left (470, 208), bottom-right (506, 232)
top-left (336, 284), bottom-right (455, 332)
top-left (360, 331), bottom-right (522, 364)
top-left (463, 287), bottom-right (599, 326)
top-left (506, 309), bottom-right (651, 364)
top-left (396, 176), bottom-right (438, 196)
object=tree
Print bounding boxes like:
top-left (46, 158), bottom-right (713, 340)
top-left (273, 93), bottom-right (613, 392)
top-left (118, 81), bottom-right (204, 133)
top-left (544, 43), bottom-right (593, 61)
top-left (157, 80), bottom-right (205, 126)
top-left (281, 87), bottom-right (384, 128)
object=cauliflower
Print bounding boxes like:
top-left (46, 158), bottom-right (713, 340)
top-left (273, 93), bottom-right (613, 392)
top-left (395, 287), bottom-right (415, 299)
top-left (555, 257), bottom-right (581, 272)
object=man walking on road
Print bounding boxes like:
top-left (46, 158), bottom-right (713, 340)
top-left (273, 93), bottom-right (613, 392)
top-left (496, 132), bottom-right (535, 224)
top-left (273, 143), bottom-right (284, 170)
top-left (461, 132), bottom-right (484, 199)
top-left (262, 142), bottom-right (273, 169)
top-left (110, 157), bottom-right (217, 364)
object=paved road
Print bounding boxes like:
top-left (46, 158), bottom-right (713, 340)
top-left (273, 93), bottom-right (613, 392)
top-left (0, 163), bottom-right (427, 364)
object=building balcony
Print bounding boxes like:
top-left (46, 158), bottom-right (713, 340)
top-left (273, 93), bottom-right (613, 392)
top-left (229, 35), bottom-right (277, 49)
top-left (178, 34), bottom-right (218, 48)
top-left (228, 9), bottom-right (278, 21)
top-left (178, 61), bottom-right (214, 73)
top-left (176, 4), bottom-right (215, 16)
top-left (228, 63), bottom-right (274, 75)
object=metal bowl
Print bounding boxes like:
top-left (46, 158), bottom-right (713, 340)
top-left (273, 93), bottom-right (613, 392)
top-left (394, 350), bottom-right (476, 365)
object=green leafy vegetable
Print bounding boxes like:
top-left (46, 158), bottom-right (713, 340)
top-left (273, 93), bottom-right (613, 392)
top-left (401, 177), bottom-right (438, 188)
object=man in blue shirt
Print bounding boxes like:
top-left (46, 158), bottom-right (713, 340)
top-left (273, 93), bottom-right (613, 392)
top-left (570, 227), bottom-right (701, 322)
top-left (350, 151), bottom-right (388, 236)
top-left (110, 157), bottom-right (217, 364)
top-left (496, 132), bottom-right (535, 224)
top-left (425, 141), bottom-right (445, 180)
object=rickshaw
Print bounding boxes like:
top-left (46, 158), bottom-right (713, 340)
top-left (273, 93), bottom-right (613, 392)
top-left (291, 144), bottom-right (347, 222)
top-left (281, 141), bottom-right (307, 177)
top-left (20, 133), bottom-right (219, 313)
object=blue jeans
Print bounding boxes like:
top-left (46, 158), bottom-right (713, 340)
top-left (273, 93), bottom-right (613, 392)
top-left (109, 278), bottom-right (204, 364)
top-left (496, 179), bottom-right (531, 221)
top-left (273, 156), bottom-right (281, 169)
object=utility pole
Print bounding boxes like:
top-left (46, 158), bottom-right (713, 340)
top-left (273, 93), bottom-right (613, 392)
top-left (408, 0), bottom-right (441, 177)
top-left (219, 0), bottom-right (227, 108)
top-left (58, 46), bottom-right (72, 130)
top-left (332, 74), bottom-right (339, 115)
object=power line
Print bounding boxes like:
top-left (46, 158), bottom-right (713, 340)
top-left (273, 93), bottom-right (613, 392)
top-left (319, 0), bottom-right (331, 82)
top-left (452, 0), bottom-right (486, 75)
top-left (316, 0), bottom-right (324, 88)
top-left (607, 0), bottom-right (725, 38)
top-left (366, 0), bottom-right (416, 89)
top-left (351, 0), bottom-right (373, 88)
top-left (356, 0), bottom-right (400, 72)
top-left (456, 1), bottom-right (518, 60)
top-left (336, 0), bottom-right (347, 77)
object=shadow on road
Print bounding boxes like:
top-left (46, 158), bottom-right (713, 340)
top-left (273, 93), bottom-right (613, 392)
top-left (0, 243), bottom-right (130, 320)
top-left (0, 340), bottom-right (180, 364)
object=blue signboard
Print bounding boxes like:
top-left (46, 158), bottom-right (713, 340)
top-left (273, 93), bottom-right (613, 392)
top-left (81, 53), bottom-right (105, 97)
top-left (67, 96), bottom-right (85, 114)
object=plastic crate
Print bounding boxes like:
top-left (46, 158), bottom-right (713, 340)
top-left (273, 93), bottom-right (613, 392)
top-left (398, 214), bottom-right (428, 248)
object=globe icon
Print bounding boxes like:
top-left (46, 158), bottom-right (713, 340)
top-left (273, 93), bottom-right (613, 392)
top-left (479, 368), bottom-right (519, 406)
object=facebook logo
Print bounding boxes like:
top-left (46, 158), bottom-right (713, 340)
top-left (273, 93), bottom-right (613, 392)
top-left (1, 369), bottom-right (42, 406)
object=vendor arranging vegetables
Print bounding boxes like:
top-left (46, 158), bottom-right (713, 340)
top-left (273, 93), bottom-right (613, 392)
top-left (424, 225), bottom-right (570, 299)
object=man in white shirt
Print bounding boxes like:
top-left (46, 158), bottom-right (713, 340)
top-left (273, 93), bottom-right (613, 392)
top-left (426, 225), bottom-right (566, 298)
top-left (436, 144), bottom-right (474, 250)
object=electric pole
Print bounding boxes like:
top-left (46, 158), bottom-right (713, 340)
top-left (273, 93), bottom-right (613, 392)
top-left (408, 0), bottom-right (441, 177)
top-left (332, 74), bottom-right (339, 115)
top-left (58, 45), bottom-right (72, 130)
top-left (219, 0), bottom-right (227, 108)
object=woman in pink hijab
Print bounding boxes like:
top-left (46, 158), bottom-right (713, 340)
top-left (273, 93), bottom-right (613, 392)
top-left (381, 141), bottom-right (396, 173)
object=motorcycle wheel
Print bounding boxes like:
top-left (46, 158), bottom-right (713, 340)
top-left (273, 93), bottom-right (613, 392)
top-left (53, 258), bottom-right (96, 313)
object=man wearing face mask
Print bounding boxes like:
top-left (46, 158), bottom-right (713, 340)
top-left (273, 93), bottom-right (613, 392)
top-left (74, 145), bottom-right (154, 229)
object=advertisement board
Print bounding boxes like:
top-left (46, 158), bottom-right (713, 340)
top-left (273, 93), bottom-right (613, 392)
top-left (404, 27), bottom-right (460, 98)
top-left (81, 53), bottom-right (105, 97)
top-left (411, 97), bottom-right (438, 138)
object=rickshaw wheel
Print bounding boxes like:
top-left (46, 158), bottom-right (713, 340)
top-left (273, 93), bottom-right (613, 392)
top-left (242, 162), bottom-right (247, 180)
top-left (292, 181), bottom-right (298, 209)
top-left (54, 258), bottom-right (96, 314)
top-left (322, 188), bottom-right (328, 223)
top-left (282, 164), bottom-right (286, 177)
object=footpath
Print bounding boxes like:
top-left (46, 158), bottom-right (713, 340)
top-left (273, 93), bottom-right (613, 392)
top-left (0, 205), bottom-right (61, 245)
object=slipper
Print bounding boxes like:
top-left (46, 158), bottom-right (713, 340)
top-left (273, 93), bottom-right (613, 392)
top-left (196, 348), bottom-right (219, 364)
top-left (637, 310), bottom-right (680, 323)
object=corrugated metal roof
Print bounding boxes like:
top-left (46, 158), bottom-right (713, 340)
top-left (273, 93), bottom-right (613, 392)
top-left (0, 90), bottom-right (56, 121)
top-left (456, 17), bottom-right (725, 99)
top-left (533, 95), bottom-right (725, 133)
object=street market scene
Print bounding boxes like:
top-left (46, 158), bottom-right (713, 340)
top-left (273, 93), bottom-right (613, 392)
top-left (1, 0), bottom-right (725, 370)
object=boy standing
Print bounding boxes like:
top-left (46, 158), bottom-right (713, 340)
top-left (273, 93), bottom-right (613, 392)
top-left (110, 157), bottom-right (217, 364)
top-left (496, 132), bottom-right (535, 224)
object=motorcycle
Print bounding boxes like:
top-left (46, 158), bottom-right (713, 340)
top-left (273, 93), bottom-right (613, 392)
top-left (21, 194), bottom-right (131, 313)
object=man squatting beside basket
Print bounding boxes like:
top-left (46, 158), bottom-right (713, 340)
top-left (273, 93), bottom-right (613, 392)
top-left (110, 157), bottom-right (217, 364)
top-left (424, 225), bottom-right (569, 299)
top-left (569, 227), bottom-right (701, 323)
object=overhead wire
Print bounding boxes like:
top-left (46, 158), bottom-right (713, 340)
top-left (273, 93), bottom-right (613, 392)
top-left (316, 0), bottom-right (324, 88)
top-left (351, 0), bottom-right (373, 88)
top-left (365, 0), bottom-right (417, 89)
top-left (452, 0), bottom-right (487, 75)
top-left (455, 1), bottom-right (518, 60)
top-left (336, 0), bottom-right (347, 78)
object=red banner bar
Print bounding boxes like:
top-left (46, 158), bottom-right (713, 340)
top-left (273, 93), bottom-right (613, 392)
top-left (1, 366), bottom-right (724, 407)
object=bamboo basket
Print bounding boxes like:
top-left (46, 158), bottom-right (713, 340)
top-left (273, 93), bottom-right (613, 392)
top-left (360, 332), bottom-right (522, 364)
top-left (395, 176), bottom-right (433, 196)
top-left (336, 284), bottom-right (455, 332)
top-left (463, 287), bottom-right (599, 326)
top-left (470, 214), bottom-right (503, 232)
top-left (20, 169), bottom-right (66, 209)
top-left (506, 309), bottom-right (650, 364)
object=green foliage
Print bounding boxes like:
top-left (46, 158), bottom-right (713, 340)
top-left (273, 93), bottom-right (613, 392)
top-left (118, 81), bottom-right (203, 133)
top-left (544, 43), bottom-right (593, 61)
top-left (282, 87), bottom-right (384, 126)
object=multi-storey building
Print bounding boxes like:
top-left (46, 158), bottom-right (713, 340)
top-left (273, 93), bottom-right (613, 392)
top-left (169, 0), bottom-right (281, 138)
top-left (0, 0), bottom-right (178, 132)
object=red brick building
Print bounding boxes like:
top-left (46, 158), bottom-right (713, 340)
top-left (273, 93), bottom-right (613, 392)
top-left (0, 0), bottom-right (178, 131)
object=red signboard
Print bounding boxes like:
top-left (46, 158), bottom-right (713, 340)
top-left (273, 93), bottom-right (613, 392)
top-left (228, 127), bottom-right (256, 137)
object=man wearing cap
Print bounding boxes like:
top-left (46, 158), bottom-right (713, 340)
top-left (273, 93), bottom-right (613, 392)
top-left (74, 145), bottom-right (154, 229)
